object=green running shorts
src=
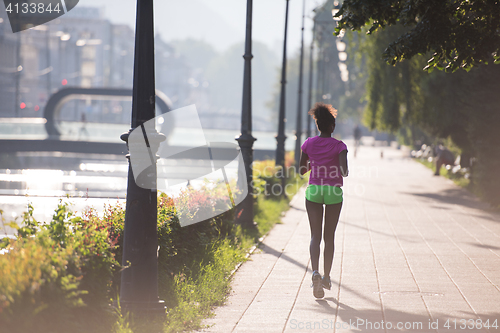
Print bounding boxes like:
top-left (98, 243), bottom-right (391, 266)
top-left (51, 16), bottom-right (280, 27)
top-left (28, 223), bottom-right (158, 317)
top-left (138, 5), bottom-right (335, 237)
top-left (305, 184), bottom-right (343, 205)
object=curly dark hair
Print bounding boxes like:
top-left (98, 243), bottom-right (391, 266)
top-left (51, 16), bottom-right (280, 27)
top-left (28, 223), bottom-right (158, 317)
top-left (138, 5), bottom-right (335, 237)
top-left (308, 102), bottom-right (338, 133)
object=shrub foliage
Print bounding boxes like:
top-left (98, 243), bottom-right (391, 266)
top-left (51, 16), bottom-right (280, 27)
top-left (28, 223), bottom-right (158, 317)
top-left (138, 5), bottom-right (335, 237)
top-left (0, 167), bottom-right (306, 332)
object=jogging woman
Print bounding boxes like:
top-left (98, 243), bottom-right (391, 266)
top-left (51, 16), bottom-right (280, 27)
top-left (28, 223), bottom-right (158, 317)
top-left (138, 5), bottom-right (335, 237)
top-left (299, 102), bottom-right (348, 298)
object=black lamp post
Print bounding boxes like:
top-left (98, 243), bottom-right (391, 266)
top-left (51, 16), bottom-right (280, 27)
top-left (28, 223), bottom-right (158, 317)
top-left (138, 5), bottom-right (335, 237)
top-left (332, 1), bottom-right (342, 22)
top-left (15, 33), bottom-right (21, 117)
top-left (236, 0), bottom-right (256, 228)
top-left (275, 0), bottom-right (290, 182)
top-left (315, 25), bottom-right (325, 127)
top-left (306, 19), bottom-right (316, 139)
top-left (45, 27), bottom-right (52, 96)
top-left (119, 0), bottom-right (165, 315)
top-left (294, 0), bottom-right (306, 171)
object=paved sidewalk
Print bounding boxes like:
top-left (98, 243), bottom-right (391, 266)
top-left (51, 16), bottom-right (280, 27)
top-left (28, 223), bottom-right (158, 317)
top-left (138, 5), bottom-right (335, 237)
top-left (199, 144), bottom-right (500, 333)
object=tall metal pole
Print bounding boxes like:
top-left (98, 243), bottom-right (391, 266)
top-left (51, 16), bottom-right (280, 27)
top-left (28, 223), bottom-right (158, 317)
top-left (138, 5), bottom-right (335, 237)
top-left (294, 0), bottom-right (306, 171)
top-left (275, 0), bottom-right (290, 172)
top-left (119, 0), bottom-right (165, 315)
top-left (236, 0), bottom-right (256, 228)
top-left (317, 48), bottom-right (323, 102)
top-left (46, 27), bottom-right (52, 96)
top-left (306, 20), bottom-right (316, 139)
top-left (15, 33), bottom-right (21, 117)
top-left (315, 43), bottom-right (323, 136)
top-left (73, 40), bottom-right (80, 118)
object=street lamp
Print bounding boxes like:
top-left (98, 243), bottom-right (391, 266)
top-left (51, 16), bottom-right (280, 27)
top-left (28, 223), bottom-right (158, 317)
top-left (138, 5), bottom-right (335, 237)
top-left (332, 1), bottom-right (344, 41)
top-left (306, 19), bottom-right (316, 139)
top-left (119, 0), bottom-right (165, 315)
top-left (315, 27), bottom-right (324, 110)
top-left (305, 1), bottom-right (342, 138)
top-left (294, 0), bottom-right (306, 171)
top-left (235, 0), bottom-right (257, 228)
top-left (332, 1), bottom-right (349, 85)
top-left (332, 1), bottom-right (341, 21)
top-left (314, 1), bottom-right (339, 114)
top-left (275, 0), bottom-right (290, 187)
top-left (15, 33), bottom-right (21, 117)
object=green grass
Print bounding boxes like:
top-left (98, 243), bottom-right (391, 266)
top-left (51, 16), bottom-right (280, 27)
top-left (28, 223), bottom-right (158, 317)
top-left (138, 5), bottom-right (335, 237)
top-left (112, 238), bottom-right (248, 333)
top-left (161, 172), bottom-right (307, 332)
top-left (163, 238), bottom-right (246, 332)
top-left (113, 169), bottom-right (308, 332)
top-left (254, 178), bottom-right (306, 235)
top-left (414, 156), bottom-right (500, 211)
top-left (415, 158), bottom-right (471, 189)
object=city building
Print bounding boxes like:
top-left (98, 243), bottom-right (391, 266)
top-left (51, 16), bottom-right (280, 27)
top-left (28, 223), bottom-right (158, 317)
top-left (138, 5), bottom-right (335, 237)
top-left (0, 7), bottom-right (193, 123)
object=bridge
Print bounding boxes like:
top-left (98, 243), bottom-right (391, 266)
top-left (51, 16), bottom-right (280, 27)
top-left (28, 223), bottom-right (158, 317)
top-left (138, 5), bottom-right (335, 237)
top-left (0, 87), bottom-right (280, 160)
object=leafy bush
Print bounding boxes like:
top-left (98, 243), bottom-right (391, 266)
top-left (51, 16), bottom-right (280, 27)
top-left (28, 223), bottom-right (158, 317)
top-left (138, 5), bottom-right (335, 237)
top-left (156, 182), bottom-right (239, 309)
top-left (0, 234), bottom-right (85, 332)
top-left (0, 180), bottom-right (246, 332)
top-left (0, 159), bottom-right (307, 332)
top-left (253, 157), bottom-right (305, 200)
top-left (0, 201), bottom-right (121, 332)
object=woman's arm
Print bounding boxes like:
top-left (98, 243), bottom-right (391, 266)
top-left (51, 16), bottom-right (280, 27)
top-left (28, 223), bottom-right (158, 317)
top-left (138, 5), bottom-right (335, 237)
top-left (299, 151), bottom-right (310, 175)
top-left (339, 149), bottom-right (348, 177)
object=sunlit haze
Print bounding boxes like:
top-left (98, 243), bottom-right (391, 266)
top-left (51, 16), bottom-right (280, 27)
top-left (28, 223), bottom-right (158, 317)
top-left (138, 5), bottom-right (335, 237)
top-left (81, 0), bottom-right (324, 56)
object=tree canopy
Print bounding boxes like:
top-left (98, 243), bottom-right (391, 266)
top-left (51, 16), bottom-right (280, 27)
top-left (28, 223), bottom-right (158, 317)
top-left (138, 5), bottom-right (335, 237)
top-left (336, 2), bottom-right (500, 207)
top-left (336, 0), bottom-right (500, 71)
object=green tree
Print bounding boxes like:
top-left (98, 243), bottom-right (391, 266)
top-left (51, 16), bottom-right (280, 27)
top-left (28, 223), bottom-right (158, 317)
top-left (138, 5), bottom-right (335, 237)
top-left (171, 38), bottom-right (218, 71)
top-left (169, 39), bottom-right (278, 130)
top-left (336, 0), bottom-right (500, 206)
top-left (266, 49), bottom-right (313, 134)
top-left (336, 0), bottom-right (500, 71)
top-left (339, 30), bottom-right (366, 125)
top-left (205, 41), bottom-right (278, 130)
top-left (358, 25), bottom-right (426, 134)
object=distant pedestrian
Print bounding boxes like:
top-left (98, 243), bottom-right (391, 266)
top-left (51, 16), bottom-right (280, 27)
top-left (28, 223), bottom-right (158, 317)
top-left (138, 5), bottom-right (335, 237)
top-left (353, 124), bottom-right (361, 157)
top-left (299, 102), bottom-right (348, 299)
top-left (78, 112), bottom-right (89, 140)
top-left (434, 144), bottom-right (454, 176)
top-left (354, 124), bottom-right (361, 144)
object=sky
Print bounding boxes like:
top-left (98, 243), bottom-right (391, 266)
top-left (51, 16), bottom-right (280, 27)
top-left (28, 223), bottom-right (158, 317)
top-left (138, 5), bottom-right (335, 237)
top-left (80, 0), bottom-right (327, 57)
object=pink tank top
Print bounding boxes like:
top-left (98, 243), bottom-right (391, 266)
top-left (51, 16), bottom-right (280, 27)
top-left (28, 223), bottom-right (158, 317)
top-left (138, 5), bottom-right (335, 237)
top-left (301, 136), bottom-right (348, 187)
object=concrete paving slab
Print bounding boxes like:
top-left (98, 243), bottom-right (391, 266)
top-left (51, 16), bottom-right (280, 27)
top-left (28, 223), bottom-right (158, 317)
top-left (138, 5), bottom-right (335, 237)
top-left (197, 144), bottom-right (500, 333)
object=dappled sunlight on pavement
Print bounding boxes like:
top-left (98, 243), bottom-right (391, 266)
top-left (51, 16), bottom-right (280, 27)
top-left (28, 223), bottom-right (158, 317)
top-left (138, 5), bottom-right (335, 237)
top-left (199, 144), bottom-right (500, 333)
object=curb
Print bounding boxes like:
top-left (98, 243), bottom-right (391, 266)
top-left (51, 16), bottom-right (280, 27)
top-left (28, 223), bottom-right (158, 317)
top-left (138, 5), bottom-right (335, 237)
top-left (229, 185), bottom-right (306, 277)
top-left (230, 234), bottom-right (267, 277)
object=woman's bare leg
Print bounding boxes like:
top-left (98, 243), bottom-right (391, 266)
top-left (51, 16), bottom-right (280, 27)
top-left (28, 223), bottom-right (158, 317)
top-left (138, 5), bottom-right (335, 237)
top-left (323, 202), bottom-right (342, 277)
top-left (306, 199), bottom-right (324, 272)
